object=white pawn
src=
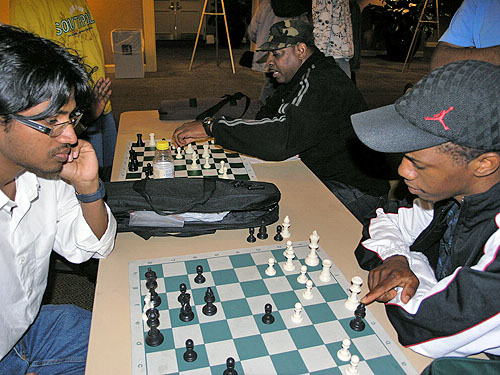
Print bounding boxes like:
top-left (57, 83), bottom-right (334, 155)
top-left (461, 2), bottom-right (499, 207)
top-left (283, 240), bottom-right (293, 257)
top-left (337, 338), bottom-right (352, 362)
top-left (282, 216), bottom-right (291, 239)
top-left (148, 132), bottom-right (156, 147)
top-left (221, 166), bottom-right (228, 179)
top-left (344, 276), bottom-right (363, 311)
top-left (291, 302), bottom-right (303, 323)
top-left (202, 144), bottom-right (210, 159)
top-left (283, 249), bottom-right (295, 272)
top-left (175, 146), bottom-right (183, 159)
top-left (319, 259), bottom-right (333, 282)
top-left (302, 279), bottom-right (313, 299)
top-left (203, 156), bottom-right (211, 169)
top-left (218, 160), bottom-right (226, 175)
top-left (346, 354), bottom-right (360, 375)
top-left (297, 265), bottom-right (308, 284)
top-left (265, 258), bottom-right (276, 276)
top-left (305, 231), bottom-right (320, 266)
top-left (185, 143), bottom-right (194, 154)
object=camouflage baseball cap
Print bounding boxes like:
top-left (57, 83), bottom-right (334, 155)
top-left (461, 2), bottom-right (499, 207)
top-left (257, 20), bottom-right (314, 52)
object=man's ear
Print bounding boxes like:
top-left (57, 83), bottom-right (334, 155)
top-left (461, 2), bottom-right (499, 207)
top-left (473, 152), bottom-right (500, 177)
top-left (295, 42), bottom-right (308, 60)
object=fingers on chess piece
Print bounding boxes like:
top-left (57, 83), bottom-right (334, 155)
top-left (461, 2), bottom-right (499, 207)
top-left (202, 287), bottom-right (218, 316)
top-left (194, 265), bottom-right (206, 284)
top-left (265, 258), bottom-right (276, 276)
top-left (262, 303), bottom-right (275, 325)
top-left (247, 227), bottom-right (256, 243)
top-left (336, 338), bottom-right (352, 362)
top-left (274, 225), bottom-right (283, 242)
top-left (349, 303), bottom-right (366, 332)
top-left (223, 357), bottom-right (238, 375)
top-left (257, 221), bottom-right (268, 240)
top-left (183, 339), bottom-right (197, 362)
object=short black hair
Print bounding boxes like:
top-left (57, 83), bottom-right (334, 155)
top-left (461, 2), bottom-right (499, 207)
top-left (436, 142), bottom-right (499, 164)
top-left (0, 25), bottom-right (92, 121)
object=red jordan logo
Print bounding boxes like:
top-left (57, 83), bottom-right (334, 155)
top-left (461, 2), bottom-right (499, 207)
top-left (424, 106), bottom-right (454, 130)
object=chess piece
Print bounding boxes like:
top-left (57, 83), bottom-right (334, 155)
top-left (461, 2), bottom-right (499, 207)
top-left (202, 144), bottom-right (210, 158)
top-left (176, 146), bottom-right (183, 159)
top-left (291, 302), bottom-right (303, 323)
top-left (202, 287), bottom-right (217, 316)
top-left (265, 258), bottom-right (276, 276)
top-left (145, 307), bottom-right (160, 327)
top-left (149, 286), bottom-right (162, 307)
top-left (194, 265), bottom-right (206, 284)
top-left (305, 230), bottom-right (320, 266)
top-left (179, 297), bottom-right (195, 322)
top-left (223, 357), bottom-right (238, 375)
top-left (178, 283), bottom-right (190, 305)
top-left (282, 216), bottom-right (291, 238)
top-left (145, 309), bottom-right (164, 347)
top-left (346, 354), bottom-right (360, 375)
top-left (246, 227), bottom-right (256, 243)
top-left (257, 221), bottom-right (268, 240)
top-left (302, 279), bottom-right (313, 299)
top-left (283, 248), bottom-right (295, 272)
top-left (185, 143), bottom-right (194, 154)
top-left (262, 303), bottom-right (275, 324)
top-left (135, 133), bottom-right (145, 147)
top-left (283, 240), bottom-right (293, 257)
top-left (297, 265), bottom-right (308, 284)
top-left (221, 166), bottom-right (229, 179)
top-left (149, 132), bottom-right (156, 147)
top-left (144, 163), bottom-right (153, 179)
top-left (319, 259), bottom-right (333, 282)
top-left (274, 225), bottom-right (283, 241)
top-left (183, 339), bottom-right (197, 362)
top-left (146, 275), bottom-right (157, 290)
top-left (344, 276), bottom-right (363, 311)
top-left (350, 303), bottom-right (366, 332)
top-left (337, 338), bottom-right (352, 361)
top-left (218, 160), bottom-right (225, 175)
top-left (203, 157), bottom-right (211, 169)
top-left (145, 267), bottom-right (157, 279)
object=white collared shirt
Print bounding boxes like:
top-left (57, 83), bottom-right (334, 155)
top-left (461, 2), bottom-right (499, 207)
top-left (0, 171), bottom-right (117, 359)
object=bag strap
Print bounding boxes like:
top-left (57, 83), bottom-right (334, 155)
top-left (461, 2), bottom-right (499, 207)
top-left (195, 92), bottom-right (251, 120)
top-left (132, 178), bottom-right (217, 216)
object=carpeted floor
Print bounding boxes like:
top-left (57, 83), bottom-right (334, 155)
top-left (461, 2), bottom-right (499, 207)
top-left (44, 41), bottom-right (432, 311)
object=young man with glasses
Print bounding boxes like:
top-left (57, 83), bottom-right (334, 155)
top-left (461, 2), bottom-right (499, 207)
top-left (0, 25), bottom-right (117, 374)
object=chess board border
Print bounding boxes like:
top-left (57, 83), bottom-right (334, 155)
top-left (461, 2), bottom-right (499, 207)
top-left (128, 242), bottom-right (418, 375)
top-left (118, 140), bottom-right (258, 181)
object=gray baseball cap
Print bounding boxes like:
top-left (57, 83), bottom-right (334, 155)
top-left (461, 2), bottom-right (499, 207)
top-left (351, 60), bottom-right (500, 153)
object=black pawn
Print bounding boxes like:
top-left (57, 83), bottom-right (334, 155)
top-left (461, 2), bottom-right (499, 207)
top-left (247, 227), bottom-right (256, 243)
top-left (183, 339), bottom-right (197, 362)
top-left (146, 276), bottom-right (157, 290)
top-left (274, 225), bottom-right (283, 242)
top-left (136, 133), bottom-right (145, 147)
top-left (257, 221), bottom-right (268, 240)
top-left (178, 283), bottom-right (189, 305)
top-left (194, 265), bottom-right (206, 284)
top-left (223, 357), bottom-right (238, 375)
top-left (145, 307), bottom-right (160, 328)
top-left (149, 287), bottom-right (162, 307)
top-left (145, 267), bottom-right (157, 279)
top-left (350, 303), bottom-right (366, 331)
top-left (145, 309), bottom-right (164, 347)
top-left (262, 303), bottom-right (275, 325)
top-left (144, 163), bottom-right (153, 179)
top-left (179, 297), bottom-right (195, 322)
top-left (202, 287), bottom-right (217, 316)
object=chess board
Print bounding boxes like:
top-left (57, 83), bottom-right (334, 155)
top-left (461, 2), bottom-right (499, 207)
top-left (118, 140), bottom-right (257, 181)
top-left (128, 241), bottom-right (418, 375)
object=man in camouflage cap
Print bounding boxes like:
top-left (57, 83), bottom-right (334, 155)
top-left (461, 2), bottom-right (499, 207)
top-left (173, 19), bottom-right (389, 222)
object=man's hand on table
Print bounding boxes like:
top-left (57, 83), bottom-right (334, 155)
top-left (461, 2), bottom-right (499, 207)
top-left (360, 255), bottom-right (419, 305)
top-left (172, 120), bottom-right (209, 147)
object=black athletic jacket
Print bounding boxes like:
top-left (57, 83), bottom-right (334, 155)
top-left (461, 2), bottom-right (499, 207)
top-left (212, 50), bottom-right (389, 197)
top-left (355, 181), bottom-right (500, 358)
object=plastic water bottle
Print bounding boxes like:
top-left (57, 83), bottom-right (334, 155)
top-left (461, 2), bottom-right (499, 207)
top-left (152, 140), bottom-right (174, 179)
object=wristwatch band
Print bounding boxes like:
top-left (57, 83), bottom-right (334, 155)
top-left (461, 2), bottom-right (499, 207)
top-left (202, 117), bottom-right (215, 137)
top-left (76, 180), bottom-right (106, 203)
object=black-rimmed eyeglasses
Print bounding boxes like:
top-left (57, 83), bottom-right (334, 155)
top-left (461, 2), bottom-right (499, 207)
top-left (9, 111), bottom-right (85, 138)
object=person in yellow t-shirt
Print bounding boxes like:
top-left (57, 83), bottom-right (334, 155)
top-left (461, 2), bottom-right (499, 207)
top-left (10, 0), bottom-right (117, 171)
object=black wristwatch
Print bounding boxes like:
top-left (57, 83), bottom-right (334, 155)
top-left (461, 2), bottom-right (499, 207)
top-left (202, 117), bottom-right (215, 137)
top-left (75, 180), bottom-right (106, 203)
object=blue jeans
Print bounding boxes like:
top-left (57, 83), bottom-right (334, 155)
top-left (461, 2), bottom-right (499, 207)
top-left (0, 305), bottom-right (91, 375)
top-left (81, 112), bottom-right (117, 167)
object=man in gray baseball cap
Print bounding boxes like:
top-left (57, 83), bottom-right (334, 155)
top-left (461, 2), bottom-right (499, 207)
top-left (352, 60), bottom-right (500, 359)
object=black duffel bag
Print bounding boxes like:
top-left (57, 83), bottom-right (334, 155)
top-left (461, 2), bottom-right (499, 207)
top-left (105, 178), bottom-right (280, 239)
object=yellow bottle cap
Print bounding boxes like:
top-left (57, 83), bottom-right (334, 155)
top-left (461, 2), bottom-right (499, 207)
top-left (156, 140), bottom-right (170, 150)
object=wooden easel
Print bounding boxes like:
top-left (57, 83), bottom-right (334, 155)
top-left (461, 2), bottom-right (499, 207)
top-left (402, 0), bottom-right (440, 73)
top-left (189, 0), bottom-right (236, 73)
